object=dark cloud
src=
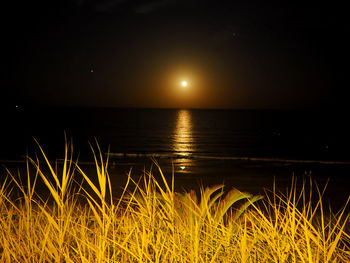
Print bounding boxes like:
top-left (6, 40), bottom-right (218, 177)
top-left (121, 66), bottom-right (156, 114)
top-left (71, 0), bottom-right (182, 14)
top-left (134, 0), bottom-right (178, 14)
top-left (95, 0), bottom-right (129, 12)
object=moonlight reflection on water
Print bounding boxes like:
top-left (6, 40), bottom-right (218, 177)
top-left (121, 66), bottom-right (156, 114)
top-left (173, 110), bottom-right (194, 173)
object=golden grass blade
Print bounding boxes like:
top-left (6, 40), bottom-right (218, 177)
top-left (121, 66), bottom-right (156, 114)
top-left (38, 205), bottom-right (59, 232)
top-left (232, 194), bottom-right (264, 221)
top-left (33, 138), bottom-right (62, 191)
top-left (153, 159), bottom-right (172, 195)
top-left (4, 167), bottom-right (27, 197)
top-left (75, 164), bottom-right (102, 200)
top-left (216, 188), bottom-right (252, 221)
top-left (86, 198), bottom-right (103, 229)
top-left (28, 158), bottom-right (62, 208)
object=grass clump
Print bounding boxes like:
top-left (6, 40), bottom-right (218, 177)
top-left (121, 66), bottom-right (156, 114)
top-left (0, 140), bottom-right (349, 262)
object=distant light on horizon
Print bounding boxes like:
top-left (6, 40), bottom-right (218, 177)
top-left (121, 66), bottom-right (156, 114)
top-left (181, 80), bottom-right (188, 87)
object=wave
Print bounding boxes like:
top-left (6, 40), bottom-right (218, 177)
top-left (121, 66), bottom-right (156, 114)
top-left (108, 152), bottom-right (350, 165)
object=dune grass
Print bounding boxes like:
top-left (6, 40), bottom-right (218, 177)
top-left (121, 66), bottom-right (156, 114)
top-left (1, 140), bottom-right (349, 262)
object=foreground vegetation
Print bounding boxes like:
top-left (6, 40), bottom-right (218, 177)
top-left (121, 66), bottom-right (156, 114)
top-left (1, 141), bottom-right (349, 262)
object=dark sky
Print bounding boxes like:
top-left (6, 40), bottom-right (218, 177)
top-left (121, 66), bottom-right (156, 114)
top-left (4, 0), bottom-right (349, 109)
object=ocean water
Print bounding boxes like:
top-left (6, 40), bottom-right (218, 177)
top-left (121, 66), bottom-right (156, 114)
top-left (2, 107), bottom-right (350, 160)
top-left (1, 107), bottom-right (350, 208)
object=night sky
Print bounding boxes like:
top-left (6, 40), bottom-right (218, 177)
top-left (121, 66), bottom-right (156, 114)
top-left (4, 0), bottom-right (349, 109)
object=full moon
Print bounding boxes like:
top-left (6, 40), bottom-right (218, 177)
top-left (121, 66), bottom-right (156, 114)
top-left (181, 81), bottom-right (188, 87)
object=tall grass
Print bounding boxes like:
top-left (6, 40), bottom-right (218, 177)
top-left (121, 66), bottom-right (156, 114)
top-left (1, 140), bottom-right (349, 262)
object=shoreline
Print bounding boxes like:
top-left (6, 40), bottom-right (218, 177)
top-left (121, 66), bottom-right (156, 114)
top-left (2, 154), bottom-right (350, 165)
top-left (2, 155), bottom-right (350, 212)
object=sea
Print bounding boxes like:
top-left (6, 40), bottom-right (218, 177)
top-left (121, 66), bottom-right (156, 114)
top-left (1, 107), bottom-right (350, 209)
